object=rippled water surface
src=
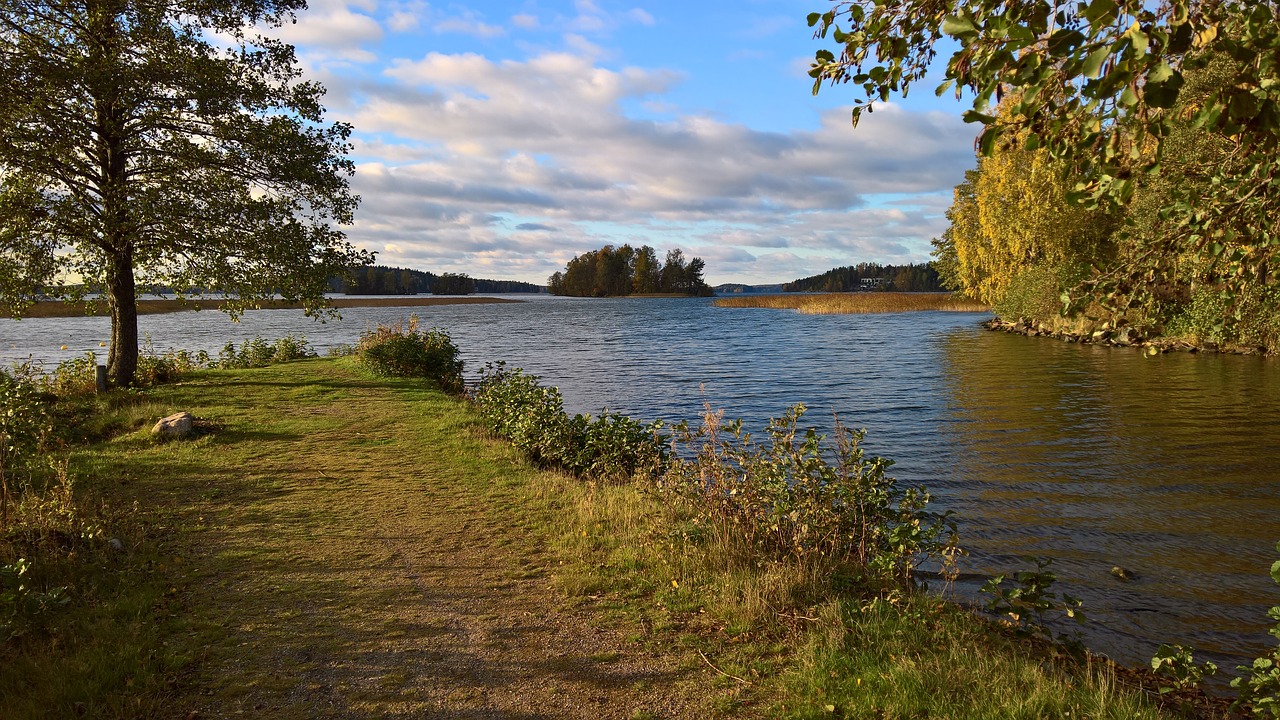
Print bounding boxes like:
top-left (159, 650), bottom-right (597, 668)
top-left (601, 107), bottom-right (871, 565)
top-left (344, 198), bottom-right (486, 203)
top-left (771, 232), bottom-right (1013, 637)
top-left (5, 294), bottom-right (1279, 671)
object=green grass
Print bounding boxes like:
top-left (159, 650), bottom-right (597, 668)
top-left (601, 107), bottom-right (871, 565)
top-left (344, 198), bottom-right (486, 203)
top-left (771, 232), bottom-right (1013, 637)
top-left (0, 358), bottom-right (1208, 718)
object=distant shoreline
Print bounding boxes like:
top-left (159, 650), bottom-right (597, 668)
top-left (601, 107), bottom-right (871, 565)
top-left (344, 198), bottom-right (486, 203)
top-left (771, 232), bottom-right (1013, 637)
top-left (4, 296), bottom-right (524, 319)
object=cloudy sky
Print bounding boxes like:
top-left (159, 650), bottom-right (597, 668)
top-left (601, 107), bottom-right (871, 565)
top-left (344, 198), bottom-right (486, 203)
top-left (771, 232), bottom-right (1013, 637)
top-left (273, 0), bottom-right (978, 285)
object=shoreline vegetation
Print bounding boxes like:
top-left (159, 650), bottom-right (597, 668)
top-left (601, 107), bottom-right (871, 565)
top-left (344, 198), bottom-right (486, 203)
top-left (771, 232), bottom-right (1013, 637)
top-left (0, 336), bottom-right (1237, 717)
top-left (3, 295), bottom-right (522, 319)
top-left (714, 292), bottom-right (990, 314)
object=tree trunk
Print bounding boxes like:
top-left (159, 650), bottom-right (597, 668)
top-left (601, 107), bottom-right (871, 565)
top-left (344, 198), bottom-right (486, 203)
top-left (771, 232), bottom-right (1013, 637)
top-left (106, 246), bottom-right (138, 387)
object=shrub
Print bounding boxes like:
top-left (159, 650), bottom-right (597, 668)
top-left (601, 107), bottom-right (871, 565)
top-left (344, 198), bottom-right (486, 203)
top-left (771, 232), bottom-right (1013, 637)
top-left (471, 362), bottom-right (666, 482)
top-left (1, 558), bottom-right (68, 642)
top-left (356, 316), bottom-right (463, 393)
top-left (659, 403), bottom-right (957, 586)
top-left (212, 334), bottom-right (315, 370)
top-left (41, 353), bottom-right (98, 396)
top-left (0, 371), bottom-right (52, 521)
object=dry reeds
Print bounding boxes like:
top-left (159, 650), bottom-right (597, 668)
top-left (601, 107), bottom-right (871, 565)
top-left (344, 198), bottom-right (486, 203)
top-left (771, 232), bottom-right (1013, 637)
top-left (713, 292), bottom-right (989, 314)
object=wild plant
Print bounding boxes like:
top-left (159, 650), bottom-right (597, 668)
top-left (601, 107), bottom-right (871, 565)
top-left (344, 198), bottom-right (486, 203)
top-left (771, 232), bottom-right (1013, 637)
top-left (980, 556), bottom-right (1086, 644)
top-left (659, 403), bottom-right (957, 586)
top-left (471, 363), bottom-right (666, 482)
top-left (42, 353), bottom-right (98, 396)
top-left (1151, 643), bottom-right (1218, 695)
top-left (1, 557), bottom-right (69, 642)
top-left (355, 316), bottom-right (463, 393)
top-left (0, 370), bottom-right (52, 522)
top-left (1231, 540), bottom-right (1280, 717)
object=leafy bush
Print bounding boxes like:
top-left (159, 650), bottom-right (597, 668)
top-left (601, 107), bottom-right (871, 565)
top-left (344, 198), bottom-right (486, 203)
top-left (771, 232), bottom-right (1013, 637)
top-left (659, 403), bottom-right (957, 585)
top-left (215, 334), bottom-right (315, 369)
top-left (1151, 643), bottom-right (1217, 695)
top-left (1231, 540), bottom-right (1280, 717)
top-left (356, 317), bottom-right (463, 393)
top-left (980, 556), bottom-right (1086, 644)
top-left (40, 353), bottom-right (99, 396)
top-left (1, 558), bottom-right (68, 642)
top-left (0, 370), bottom-right (52, 521)
top-left (471, 362), bottom-right (665, 482)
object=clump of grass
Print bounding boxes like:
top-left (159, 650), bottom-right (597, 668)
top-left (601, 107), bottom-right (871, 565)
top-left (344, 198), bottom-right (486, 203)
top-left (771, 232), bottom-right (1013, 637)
top-left (714, 292), bottom-right (988, 314)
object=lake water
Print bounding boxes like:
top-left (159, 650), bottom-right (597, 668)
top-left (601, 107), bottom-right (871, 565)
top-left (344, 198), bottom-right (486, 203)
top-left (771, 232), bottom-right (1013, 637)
top-left (5, 294), bottom-right (1279, 675)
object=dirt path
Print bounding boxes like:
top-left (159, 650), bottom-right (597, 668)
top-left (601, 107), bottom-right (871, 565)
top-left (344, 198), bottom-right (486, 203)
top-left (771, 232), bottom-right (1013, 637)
top-left (160, 363), bottom-right (705, 719)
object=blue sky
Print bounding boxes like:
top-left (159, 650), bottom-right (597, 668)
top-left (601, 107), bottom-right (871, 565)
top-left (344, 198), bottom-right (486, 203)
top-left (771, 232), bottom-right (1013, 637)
top-left (272, 0), bottom-right (977, 285)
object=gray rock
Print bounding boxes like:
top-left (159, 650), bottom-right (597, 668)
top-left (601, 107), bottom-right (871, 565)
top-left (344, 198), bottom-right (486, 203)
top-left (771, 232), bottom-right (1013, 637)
top-left (108, 538), bottom-right (124, 552)
top-left (152, 411), bottom-right (195, 438)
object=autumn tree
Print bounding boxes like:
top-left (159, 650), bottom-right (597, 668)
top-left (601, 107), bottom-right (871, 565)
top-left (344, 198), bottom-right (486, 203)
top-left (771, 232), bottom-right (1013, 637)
top-left (0, 0), bottom-right (371, 385)
top-left (810, 1), bottom-right (1280, 330)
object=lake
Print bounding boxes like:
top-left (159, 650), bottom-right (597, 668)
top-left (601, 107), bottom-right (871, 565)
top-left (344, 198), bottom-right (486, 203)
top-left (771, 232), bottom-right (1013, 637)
top-left (5, 294), bottom-right (1279, 675)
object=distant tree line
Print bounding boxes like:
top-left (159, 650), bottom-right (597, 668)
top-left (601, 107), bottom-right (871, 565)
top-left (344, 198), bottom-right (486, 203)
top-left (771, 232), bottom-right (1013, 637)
top-left (331, 265), bottom-right (542, 295)
top-left (784, 263), bottom-right (944, 293)
top-left (547, 245), bottom-right (713, 297)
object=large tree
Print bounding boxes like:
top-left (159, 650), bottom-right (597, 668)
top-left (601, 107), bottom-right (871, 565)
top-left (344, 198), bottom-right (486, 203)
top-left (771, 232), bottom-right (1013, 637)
top-left (0, 0), bottom-right (372, 385)
top-left (810, 1), bottom-right (1280, 319)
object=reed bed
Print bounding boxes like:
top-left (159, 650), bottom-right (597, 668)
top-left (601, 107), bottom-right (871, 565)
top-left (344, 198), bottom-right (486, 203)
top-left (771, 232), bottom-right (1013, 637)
top-left (714, 292), bottom-right (989, 314)
top-left (4, 295), bottom-right (521, 319)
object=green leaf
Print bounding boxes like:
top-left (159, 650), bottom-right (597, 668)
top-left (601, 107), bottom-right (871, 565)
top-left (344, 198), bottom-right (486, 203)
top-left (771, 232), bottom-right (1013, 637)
top-left (1271, 559), bottom-right (1280, 585)
top-left (1083, 45), bottom-right (1111, 79)
top-left (935, 79), bottom-right (955, 97)
top-left (1147, 60), bottom-right (1174, 84)
top-left (1129, 27), bottom-right (1149, 56)
top-left (978, 126), bottom-right (1004, 156)
top-left (806, 12), bottom-right (821, 27)
top-left (962, 110), bottom-right (996, 124)
top-left (942, 15), bottom-right (978, 38)
top-left (1081, 0), bottom-right (1118, 27)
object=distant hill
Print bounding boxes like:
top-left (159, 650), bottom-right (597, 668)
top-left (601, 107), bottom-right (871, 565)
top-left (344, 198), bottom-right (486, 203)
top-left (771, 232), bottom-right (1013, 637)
top-left (713, 283), bottom-right (786, 295)
top-left (332, 265), bottom-right (544, 295)
top-left (783, 263), bottom-right (943, 293)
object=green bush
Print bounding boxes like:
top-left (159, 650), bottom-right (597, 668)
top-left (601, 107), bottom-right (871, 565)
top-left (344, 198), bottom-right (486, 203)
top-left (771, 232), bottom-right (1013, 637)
top-left (215, 334), bottom-right (315, 370)
top-left (1, 558), bottom-right (68, 642)
top-left (0, 370), bottom-right (52, 521)
top-left (356, 317), bottom-right (463, 393)
top-left (471, 362), bottom-right (666, 482)
top-left (660, 404), bottom-right (958, 585)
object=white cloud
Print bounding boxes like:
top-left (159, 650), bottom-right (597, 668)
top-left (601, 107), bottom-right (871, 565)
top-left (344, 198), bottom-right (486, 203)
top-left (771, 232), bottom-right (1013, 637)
top-left (626, 8), bottom-right (656, 26)
top-left (271, 0), bottom-right (382, 62)
top-left (315, 47), bottom-right (972, 283)
top-left (511, 13), bottom-right (540, 29)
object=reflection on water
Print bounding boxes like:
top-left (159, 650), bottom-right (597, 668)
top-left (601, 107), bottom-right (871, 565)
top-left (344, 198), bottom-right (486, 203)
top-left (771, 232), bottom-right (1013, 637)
top-left (3, 296), bottom-right (1278, 672)
top-left (939, 331), bottom-right (1280, 671)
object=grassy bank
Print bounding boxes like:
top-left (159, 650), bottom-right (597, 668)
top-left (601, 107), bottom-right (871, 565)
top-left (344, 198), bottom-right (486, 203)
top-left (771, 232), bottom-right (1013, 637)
top-left (1, 358), bottom-right (1198, 718)
top-left (715, 292), bottom-right (989, 314)
top-left (3, 295), bottom-right (522, 319)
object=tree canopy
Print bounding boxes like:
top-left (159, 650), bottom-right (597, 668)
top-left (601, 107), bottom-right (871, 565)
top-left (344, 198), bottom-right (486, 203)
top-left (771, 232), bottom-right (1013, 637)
top-left (783, 262), bottom-right (944, 293)
top-left (810, 1), bottom-right (1280, 324)
top-left (0, 0), bottom-right (371, 385)
top-left (547, 245), bottom-right (712, 297)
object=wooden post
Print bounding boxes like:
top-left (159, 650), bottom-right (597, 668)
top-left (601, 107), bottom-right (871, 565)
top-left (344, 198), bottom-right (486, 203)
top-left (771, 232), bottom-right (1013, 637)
top-left (96, 364), bottom-right (108, 393)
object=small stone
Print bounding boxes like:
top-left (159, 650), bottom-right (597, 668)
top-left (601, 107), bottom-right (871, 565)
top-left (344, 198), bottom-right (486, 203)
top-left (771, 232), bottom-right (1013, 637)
top-left (152, 412), bottom-right (195, 438)
top-left (108, 538), bottom-right (124, 552)
top-left (1111, 566), bottom-right (1135, 582)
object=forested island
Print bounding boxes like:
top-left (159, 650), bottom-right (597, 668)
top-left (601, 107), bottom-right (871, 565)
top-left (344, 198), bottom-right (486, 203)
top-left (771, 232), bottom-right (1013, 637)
top-left (784, 262), bottom-right (944, 293)
top-left (547, 245), bottom-right (713, 297)
top-left (331, 265), bottom-right (543, 295)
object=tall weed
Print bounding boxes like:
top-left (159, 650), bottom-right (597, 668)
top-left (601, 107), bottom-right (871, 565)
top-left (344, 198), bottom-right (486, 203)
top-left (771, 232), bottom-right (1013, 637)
top-left (660, 403), bottom-right (958, 587)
